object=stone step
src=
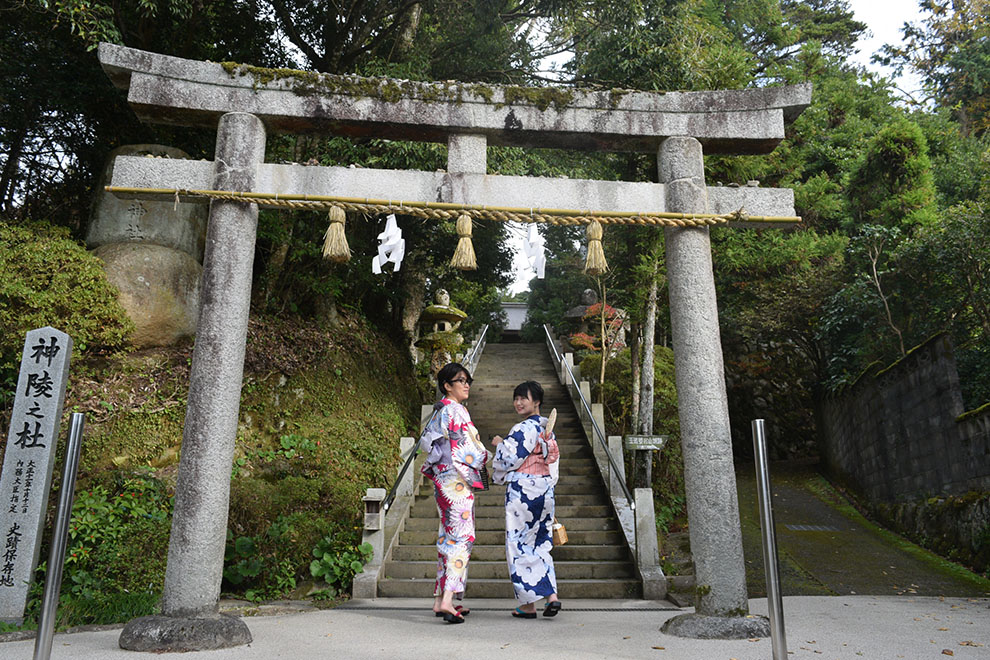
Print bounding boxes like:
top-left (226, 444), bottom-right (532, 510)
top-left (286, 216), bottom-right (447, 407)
top-left (398, 529), bottom-right (624, 546)
top-left (383, 560), bottom-right (636, 580)
top-left (402, 516), bottom-right (619, 532)
top-left (410, 502), bottom-right (613, 518)
top-left (378, 342), bottom-right (642, 600)
top-left (376, 578), bottom-right (641, 599)
top-left (411, 498), bottom-right (611, 512)
top-left (391, 544), bottom-right (631, 562)
top-left (417, 493), bottom-right (611, 508)
top-left (416, 482), bottom-right (606, 497)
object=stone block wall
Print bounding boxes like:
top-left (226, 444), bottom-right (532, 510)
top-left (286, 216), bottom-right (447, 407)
top-left (818, 334), bottom-right (990, 503)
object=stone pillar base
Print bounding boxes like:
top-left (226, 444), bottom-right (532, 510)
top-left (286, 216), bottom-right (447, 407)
top-left (119, 613), bottom-right (251, 652)
top-left (661, 612), bottom-right (770, 639)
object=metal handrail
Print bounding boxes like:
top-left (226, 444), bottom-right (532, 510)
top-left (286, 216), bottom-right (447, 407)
top-left (462, 324), bottom-right (489, 373)
top-left (383, 324), bottom-right (488, 513)
top-left (543, 324), bottom-right (635, 508)
top-left (382, 409), bottom-right (434, 513)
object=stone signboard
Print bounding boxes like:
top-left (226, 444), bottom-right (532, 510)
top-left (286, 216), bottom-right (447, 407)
top-left (0, 327), bottom-right (72, 624)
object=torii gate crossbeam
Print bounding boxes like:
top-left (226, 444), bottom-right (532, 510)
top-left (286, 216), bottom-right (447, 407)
top-left (97, 43), bottom-right (811, 650)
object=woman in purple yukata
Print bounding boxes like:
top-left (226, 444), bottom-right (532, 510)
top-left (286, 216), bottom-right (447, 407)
top-left (419, 362), bottom-right (488, 624)
top-left (491, 380), bottom-right (562, 619)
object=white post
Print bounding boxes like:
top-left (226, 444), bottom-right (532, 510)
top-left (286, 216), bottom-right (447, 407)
top-left (608, 436), bottom-right (625, 496)
top-left (398, 437), bottom-right (416, 498)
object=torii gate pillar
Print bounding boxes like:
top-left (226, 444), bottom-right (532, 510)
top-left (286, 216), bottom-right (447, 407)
top-left (119, 113), bottom-right (265, 651)
top-left (659, 137), bottom-right (765, 637)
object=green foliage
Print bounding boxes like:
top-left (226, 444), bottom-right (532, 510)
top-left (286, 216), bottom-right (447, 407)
top-left (68, 475), bottom-right (170, 562)
top-left (846, 118), bottom-right (938, 230)
top-left (561, 0), bottom-right (754, 91)
top-left (522, 251), bottom-right (596, 341)
top-left (878, 0), bottom-right (990, 134)
top-left (222, 313), bottom-right (419, 599)
top-left (0, 220), bottom-right (133, 406)
top-left (714, 227), bottom-right (848, 451)
top-left (582, 348), bottom-right (684, 523)
top-left (25, 473), bottom-right (175, 627)
top-left (309, 535), bottom-right (374, 597)
top-left (223, 534), bottom-right (265, 587)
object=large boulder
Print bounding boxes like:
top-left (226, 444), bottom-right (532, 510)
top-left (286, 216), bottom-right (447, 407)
top-left (94, 243), bottom-right (201, 348)
top-left (87, 144), bottom-right (207, 262)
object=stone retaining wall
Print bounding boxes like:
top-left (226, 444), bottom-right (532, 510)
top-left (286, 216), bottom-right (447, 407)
top-left (872, 493), bottom-right (990, 575)
top-left (818, 334), bottom-right (990, 504)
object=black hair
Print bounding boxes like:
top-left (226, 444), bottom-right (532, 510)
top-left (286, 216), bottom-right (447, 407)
top-left (437, 362), bottom-right (472, 397)
top-left (512, 380), bottom-right (543, 406)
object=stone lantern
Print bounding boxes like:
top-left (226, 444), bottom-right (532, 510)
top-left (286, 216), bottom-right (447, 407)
top-left (415, 289), bottom-right (468, 376)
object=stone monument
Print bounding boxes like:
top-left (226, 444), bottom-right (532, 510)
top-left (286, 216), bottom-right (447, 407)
top-left (88, 144), bottom-right (206, 348)
top-left (0, 327), bottom-right (72, 624)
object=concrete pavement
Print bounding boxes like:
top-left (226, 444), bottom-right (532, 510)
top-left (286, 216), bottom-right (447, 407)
top-left (3, 596), bottom-right (989, 659)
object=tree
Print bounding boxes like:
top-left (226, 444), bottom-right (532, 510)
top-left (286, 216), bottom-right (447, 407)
top-left (1, 1), bottom-right (284, 223)
top-left (878, 0), bottom-right (990, 132)
top-left (846, 118), bottom-right (938, 231)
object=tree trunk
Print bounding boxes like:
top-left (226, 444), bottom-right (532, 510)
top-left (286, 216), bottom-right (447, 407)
top-left (394, 3), bottom-right (422, 59)
top-left (629, 322), bottom-right (641, 432)
top-left (599, 282), bottom-right (607, 389)
top-left (0, 121), bottom-right (28, 212)
top-left (256, 209), bottom-right (293, 309)
top-left (400, 265), bottom-right (427, 362)
top-left (637, 258), bottom-right (659, 489)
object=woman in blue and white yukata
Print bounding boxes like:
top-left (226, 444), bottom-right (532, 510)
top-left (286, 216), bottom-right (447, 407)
top-left (491, 380), bottom-right (562, 619)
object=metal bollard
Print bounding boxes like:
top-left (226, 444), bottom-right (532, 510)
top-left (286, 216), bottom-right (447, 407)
top-left (752, 419), bottom-right (787, 660)
top-left (34, 413), bottom-right (84, 660)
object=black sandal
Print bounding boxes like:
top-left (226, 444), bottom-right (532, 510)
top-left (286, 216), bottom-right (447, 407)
top-left (543, 601), bottom-right (562, 617)
top-left (512, 607), bottom-right (537, 619)
top-left (442, 612), bottom-right (465, 624)
top-left (435, 605), bottom-right (470, 617)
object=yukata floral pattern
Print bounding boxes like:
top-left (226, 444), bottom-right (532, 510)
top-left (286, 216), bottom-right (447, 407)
top-left (492, 415), bottom-right (559, 605)
top-left (420, 398), bottom-right (488, 596)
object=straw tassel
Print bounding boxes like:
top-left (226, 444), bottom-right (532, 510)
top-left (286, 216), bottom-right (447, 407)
top-left (322, 206), bottom-right (350, 262)
top-left (450, 213), bottom-right (477, 270)
top-left (584, 220), bottom-right (608, 275)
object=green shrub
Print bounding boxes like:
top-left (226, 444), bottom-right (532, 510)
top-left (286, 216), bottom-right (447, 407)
top-left (0, 220), bottom-right (133, 405)
top-left (0, 473), bottom-right (174, 630)
top-left (309, 534), bottom-right (374, 597)
top-left (582, 348), bottom-right (686, 529)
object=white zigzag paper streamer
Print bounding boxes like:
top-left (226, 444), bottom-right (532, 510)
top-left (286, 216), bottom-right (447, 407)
top-left (372, 214), bottom-right (405, 273)
top-left (520, 224), bottom-right (546, 279)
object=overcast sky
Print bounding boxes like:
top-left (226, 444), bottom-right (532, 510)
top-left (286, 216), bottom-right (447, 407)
top-left (847, 0), bottom-right (924, 95)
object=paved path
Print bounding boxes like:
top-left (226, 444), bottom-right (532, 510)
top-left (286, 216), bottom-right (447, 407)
top-left (3, 596), bottom-right (989, 659)
top-left (736, 462), bottom-right (990, 598)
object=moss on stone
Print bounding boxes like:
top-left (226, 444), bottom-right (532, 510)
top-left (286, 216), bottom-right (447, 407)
top-left (503, 86), bottom-right (575, 111)
top-left (957, 400), bottom-right (990, 423)
top-left (607, 88), bottom-right (630, 109)
top-left (218, 61), bottom-right (582, 115)
top-left (415, 330), bottom-right (464, 353)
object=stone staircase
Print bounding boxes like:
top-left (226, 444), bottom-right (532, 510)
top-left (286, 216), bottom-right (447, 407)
top-left (376, 343), bottom-right (641, 598)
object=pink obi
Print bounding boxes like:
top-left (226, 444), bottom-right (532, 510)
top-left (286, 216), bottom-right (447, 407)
top-left (517, 437), bottom-right (559, 477)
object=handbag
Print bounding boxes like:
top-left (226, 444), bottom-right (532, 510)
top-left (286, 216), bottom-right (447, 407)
top-left (552, 518), bottom-right (568, 545)
top-left (477, 464), bottom-right (491, 491)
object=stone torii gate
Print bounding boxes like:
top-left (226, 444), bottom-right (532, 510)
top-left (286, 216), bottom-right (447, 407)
top-left (97, 43), bottom-right (810, 650)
